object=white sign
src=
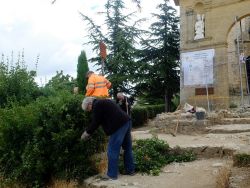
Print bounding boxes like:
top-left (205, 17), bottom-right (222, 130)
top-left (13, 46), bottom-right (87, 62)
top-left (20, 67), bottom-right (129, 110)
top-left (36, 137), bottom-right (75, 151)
top-left (181, 49), bottom-right (215, 86)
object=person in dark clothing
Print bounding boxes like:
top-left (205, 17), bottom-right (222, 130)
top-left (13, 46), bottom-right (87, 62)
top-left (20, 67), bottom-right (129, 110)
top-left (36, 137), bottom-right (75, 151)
top-left (116, 92), bottom-right (131, 116)
top-left (81, 97), bottom-right (135, 180)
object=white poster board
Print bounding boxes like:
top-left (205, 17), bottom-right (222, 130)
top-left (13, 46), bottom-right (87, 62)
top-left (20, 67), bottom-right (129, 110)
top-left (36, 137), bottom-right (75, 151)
top-left (181, 49), bottom-right (215, 86)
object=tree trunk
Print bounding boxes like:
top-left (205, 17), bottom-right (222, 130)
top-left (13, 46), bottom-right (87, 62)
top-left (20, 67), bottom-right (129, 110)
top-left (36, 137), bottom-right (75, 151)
top-left (113, 86), bottom-right (118, 100)
top-left (164, 89), bottom-right (168, 112)
top-left (164, 89), bottom-right (172, 112)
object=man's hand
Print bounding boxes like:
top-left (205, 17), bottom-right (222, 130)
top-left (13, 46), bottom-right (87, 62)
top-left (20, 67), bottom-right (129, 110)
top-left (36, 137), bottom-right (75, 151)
top-left (81, 131), bottom-right (90, 141)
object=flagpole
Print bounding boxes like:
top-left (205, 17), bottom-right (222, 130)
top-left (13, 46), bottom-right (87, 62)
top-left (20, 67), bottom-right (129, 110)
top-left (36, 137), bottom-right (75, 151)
top-left (235, 16), bottom-right (244, 106)
top-left (239, 19), bottom-right (250, 104)
top-left (205, 62), bottom-right (210, 112)
top-left (101, 59), bottom-right (104, 76)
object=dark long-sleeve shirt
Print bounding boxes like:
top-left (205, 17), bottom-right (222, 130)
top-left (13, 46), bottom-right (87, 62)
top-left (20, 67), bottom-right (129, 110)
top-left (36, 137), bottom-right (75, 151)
top-left (86, 99), bottom-right (130, 136)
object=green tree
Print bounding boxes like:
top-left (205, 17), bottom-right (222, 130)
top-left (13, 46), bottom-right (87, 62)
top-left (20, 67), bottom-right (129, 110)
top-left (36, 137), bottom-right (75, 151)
top-left (136, 0), bottom-right (180, 111)
top-left (80, 0), bottom-right (144, 97)
top-left (42, 70), bottom-right (76, 96)
top-left (77, 50), bottom-right (89, 94)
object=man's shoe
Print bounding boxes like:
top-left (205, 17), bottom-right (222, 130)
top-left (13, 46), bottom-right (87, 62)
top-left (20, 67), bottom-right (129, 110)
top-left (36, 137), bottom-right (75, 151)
top-left (121, 171), bottom-right (136, 176)
top-left (100, 174), bottom-right (117, 181)
top-left (126, 171), bottom-right (136, 176)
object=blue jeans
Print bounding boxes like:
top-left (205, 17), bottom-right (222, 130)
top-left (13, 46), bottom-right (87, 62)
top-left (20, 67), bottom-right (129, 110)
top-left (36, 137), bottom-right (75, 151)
top-left (107, 120), bottom-right (135, 179)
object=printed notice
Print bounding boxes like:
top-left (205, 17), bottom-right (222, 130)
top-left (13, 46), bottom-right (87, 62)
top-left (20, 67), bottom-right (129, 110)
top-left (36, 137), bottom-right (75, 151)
top-left (181, 49), bottom-right (215, 86)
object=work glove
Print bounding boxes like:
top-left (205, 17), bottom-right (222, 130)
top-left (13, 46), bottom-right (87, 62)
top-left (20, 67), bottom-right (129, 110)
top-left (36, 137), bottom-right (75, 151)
top-left (81, 131), bottom-right (90, 141)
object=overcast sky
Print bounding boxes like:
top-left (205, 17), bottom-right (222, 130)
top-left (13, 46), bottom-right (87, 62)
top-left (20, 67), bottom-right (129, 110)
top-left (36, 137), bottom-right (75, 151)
top-left (0, 0), bottom-right (178, 86)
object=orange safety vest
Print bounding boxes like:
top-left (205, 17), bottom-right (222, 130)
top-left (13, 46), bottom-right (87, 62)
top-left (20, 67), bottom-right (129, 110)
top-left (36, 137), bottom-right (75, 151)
top-left (85, 74), bottom-right (111, 97)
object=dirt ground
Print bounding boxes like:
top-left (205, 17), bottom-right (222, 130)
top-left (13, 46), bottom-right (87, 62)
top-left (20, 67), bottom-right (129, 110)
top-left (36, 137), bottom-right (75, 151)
top-left (84, 110), bottom-right (250, 188)
top-left (84, 159), bottom-right (232, 188)
top-left (230, 167), bottom-right (250, 188)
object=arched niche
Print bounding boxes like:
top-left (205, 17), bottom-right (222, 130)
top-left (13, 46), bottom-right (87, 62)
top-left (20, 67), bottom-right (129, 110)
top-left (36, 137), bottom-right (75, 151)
top-left (193, 2), bottom-right (205, 40)
top-left (194, 2), bottom-right (204, 14)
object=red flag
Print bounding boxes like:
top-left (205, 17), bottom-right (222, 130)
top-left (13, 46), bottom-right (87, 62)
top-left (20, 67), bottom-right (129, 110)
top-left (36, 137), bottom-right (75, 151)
top-left (99, 41), bottom-right (107, 60)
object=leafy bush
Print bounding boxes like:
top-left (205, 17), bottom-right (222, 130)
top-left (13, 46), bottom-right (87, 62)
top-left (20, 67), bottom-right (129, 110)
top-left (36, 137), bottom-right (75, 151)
top-left (166, 146), bottom-right (196, 164)
top-left (132, 137), bottom-right (196, 176)
top-left (42, 71), bottom-right (76, 96)
top-left (0, 56), bottom-right (40, 108)
top-left (0, 92), bottom-right (105, 187)
top-left (0, 54), bottom-right (76, 108)
top-left (133, 137), bottom-right (169, 175)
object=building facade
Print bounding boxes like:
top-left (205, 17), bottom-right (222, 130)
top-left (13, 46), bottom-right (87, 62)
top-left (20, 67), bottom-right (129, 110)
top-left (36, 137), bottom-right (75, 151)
top-left (174, 0), bottom-right (250, 110)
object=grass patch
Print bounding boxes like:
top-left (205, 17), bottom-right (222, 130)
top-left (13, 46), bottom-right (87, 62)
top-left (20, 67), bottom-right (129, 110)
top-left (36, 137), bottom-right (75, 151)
top-left (48, 180), bottom-right (77, 188)
top-left (233, 153), bottom-right (250, 167)
top-left (229, 103), bottom-right (237, 108)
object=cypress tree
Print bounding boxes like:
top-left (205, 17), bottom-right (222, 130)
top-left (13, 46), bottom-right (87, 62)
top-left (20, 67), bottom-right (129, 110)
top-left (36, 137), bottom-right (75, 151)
top-left (77, 50), bottom-right (89, 94)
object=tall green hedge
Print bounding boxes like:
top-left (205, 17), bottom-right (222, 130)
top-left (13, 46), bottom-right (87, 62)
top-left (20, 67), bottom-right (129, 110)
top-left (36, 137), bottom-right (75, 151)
top-left (131, 107), bottom-right (148, 127)
top-left (0, 92), bottom-right (105, 187)
top-left (131, 104), bottom-right (165, 127)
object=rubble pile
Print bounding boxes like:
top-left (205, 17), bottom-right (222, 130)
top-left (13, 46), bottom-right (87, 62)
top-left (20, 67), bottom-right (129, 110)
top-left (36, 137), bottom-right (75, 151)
top-left (148, 106), bottom-right (250, 135)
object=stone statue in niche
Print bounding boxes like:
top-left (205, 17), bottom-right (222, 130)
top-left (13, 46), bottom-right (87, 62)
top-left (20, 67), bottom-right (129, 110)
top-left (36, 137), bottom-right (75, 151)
top-left (194, 14), bottom-right (205, 40)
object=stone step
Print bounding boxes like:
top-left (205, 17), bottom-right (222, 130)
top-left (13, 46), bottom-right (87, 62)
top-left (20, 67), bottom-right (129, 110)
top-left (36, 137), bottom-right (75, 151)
top-left (132, 131), bottom-right (250, 155)
top-left (155, 118), bottom-right (250, 129)
top-left (206, 124), bottom-right (250, 134)
top-left (220, 118), bottom-right (250, 124)
top-left (133, 132), bottom-right (238, 158)
top-left (183, 146), bottom-right (235, 158)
